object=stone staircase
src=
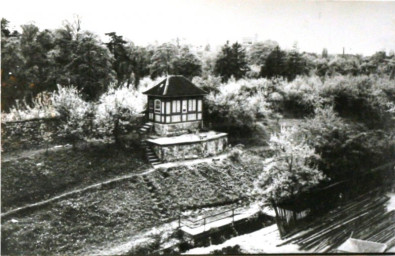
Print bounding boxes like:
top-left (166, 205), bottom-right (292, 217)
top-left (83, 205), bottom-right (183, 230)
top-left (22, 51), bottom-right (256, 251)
top-left (139, 122), bottom-right (161, 166)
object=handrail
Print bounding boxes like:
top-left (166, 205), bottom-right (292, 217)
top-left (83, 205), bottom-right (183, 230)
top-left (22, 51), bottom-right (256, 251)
top-left (179, 207), bottom-right (241, 230)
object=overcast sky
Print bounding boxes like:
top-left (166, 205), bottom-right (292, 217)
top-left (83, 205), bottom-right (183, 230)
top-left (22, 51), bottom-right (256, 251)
top-left (2, 0), bottom-right (395, 55)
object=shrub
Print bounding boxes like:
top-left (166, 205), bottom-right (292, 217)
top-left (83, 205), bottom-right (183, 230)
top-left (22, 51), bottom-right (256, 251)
top-left (2, 92), bottom-right (57, 122)
top-left (204, 78), bottom-right (276, 137)
top-left (51, 85), bottom-right (93, 146)
top-left (210, 245), bottom-right (243, 255)
top-left (94, 84), bottom-right (146, 144)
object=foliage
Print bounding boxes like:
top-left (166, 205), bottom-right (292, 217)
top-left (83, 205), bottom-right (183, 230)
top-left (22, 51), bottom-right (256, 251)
top-left (192, 75), bottom-right (222, 94)
top-left (2, 150), bottom-right (264, 255)
top-left (254, 127), bottom-right (325, 202)
top-left (51, 85), bottom-right (93, 146)
top-left (299, 106), bottom-right (395, 180)
top-left (1, 92), bottom-right (57, 122)
top-left (94, 84), bottom-right (146, 144)
top-left (248, 40), bottom-right (279, 66)
top-left (149, 42), bottom-right (179, 77)
top-left (211, 245), bottom-right (243, 255)
top-left (260, 46), bottom-right (287, 78)
top-left (171, 46), bottom-right (202, 79)
top-left (1, 145), bottom-right (147, 212)
top-left (214, 41), bottom-right (249, 81)
top-left (204, 78), bottom-right (275, 137)
top-left (319, 75), bottom-right (395, 129)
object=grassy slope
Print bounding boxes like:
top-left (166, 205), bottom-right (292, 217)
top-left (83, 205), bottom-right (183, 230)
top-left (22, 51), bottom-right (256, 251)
top-left (1, 145), bottom-right (148, 212)
top-left (1, 151), bottom-right (265, 255)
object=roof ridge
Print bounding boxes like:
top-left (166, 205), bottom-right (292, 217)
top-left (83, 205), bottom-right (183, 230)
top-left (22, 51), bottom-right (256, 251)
top-left (163, 76), bottom-right (170, 95)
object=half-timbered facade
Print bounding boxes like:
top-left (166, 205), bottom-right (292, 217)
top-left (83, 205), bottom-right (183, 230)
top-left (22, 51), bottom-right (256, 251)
top-left (143, 75), bottom-right (208, 136)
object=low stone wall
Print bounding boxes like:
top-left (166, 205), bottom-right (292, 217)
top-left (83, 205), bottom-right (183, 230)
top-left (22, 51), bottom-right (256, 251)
top-left (154, 121), bottom-right (202, 137)
top-left (151, 135), bottom-right (228, 162)
top-left (1, 118), bottom-right (62, 152)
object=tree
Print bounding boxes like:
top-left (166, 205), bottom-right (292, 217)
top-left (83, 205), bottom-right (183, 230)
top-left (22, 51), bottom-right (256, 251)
top-left (260, 46), bottom-right (287, 78)
top-left (285, 44), bottom-right (308, 80)
top-left (149, 43), bottom-right (178, 78)
top-left (214, 41), bottom-right (249, 81)
top-left (321, 48), bottom-right (328, 59)
top-left (248, 40), bottom-right (279, 66)
top-left (254, 126), bottom-right (325, 203)
top-left (105, 32), bottom-right (132, 87)
top-left (171, 46), bottom-right (202, 79)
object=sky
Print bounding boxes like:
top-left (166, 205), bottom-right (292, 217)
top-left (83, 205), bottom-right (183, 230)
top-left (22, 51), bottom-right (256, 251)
top-left (2, 0), bottom-right (395, 55)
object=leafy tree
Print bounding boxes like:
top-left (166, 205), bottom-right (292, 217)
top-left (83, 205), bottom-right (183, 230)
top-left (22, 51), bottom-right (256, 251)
top-left (260, 46), bottom-right (287, 78)
top-left (105, 32), bottom-right (132, 87)
top-left (254, 126), bottom-right (325, 203)
top-left (171, 46), bottom-right (202, 79)
top-left (299, 106), bottom-right (394, 180)
top-left (214, 41), bottom-right (249, 81)
top-left (149, 43), bottom-right (178, 78)
top-left (248, 40), bottom-right (279, 66)
top-left (285, 44), bottom-right (308, 80)
top-left (127, 45), bottom-right (152, 87)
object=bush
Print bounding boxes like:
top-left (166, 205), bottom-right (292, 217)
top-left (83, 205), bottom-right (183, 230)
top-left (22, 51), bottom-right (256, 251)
top-left (2, 92), bottom-right (57, 122)
top-left (51, 85), bottom-right (93, 146)
top-left (94, 84), bottom-right (146, 144)
top-left (204, 78), bottom-right (277, 137)
top-left (210, 245), bottom-right (243, 255)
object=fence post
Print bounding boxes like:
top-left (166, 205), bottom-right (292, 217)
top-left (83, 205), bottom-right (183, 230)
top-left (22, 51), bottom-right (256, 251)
top-left (232, 208), bottom-right (235, 223)
top-left (203, 218), bottom-right (206, 232)
top-left (178, 215), bottom-right (181, 229)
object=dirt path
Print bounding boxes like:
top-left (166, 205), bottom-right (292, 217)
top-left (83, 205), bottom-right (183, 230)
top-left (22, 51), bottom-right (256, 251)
top-left (2, 153), bottom-right (229, 219)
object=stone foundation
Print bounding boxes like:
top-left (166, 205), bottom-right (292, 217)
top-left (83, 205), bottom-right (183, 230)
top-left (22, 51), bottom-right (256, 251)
top-left (154, 121), bottom-right (202, 137)
top-left (148, 132), bottom-right (228, 162)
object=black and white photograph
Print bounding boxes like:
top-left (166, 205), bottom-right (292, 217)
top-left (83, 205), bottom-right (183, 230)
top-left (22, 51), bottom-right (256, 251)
top-left (1, 0), bottom-right (395, 254)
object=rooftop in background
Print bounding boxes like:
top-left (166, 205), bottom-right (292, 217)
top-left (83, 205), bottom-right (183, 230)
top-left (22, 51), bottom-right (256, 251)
top-left (143, 75), bottom-right (207, 97)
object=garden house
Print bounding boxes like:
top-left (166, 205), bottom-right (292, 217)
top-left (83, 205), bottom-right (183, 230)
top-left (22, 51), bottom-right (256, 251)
top-left (140, 75), bottom-right (228, 165)
top-left (143, 75), bottom-right (207, 136)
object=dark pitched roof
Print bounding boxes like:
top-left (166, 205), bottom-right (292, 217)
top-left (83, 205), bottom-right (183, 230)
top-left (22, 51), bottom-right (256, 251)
top-left (143, 75), bottom-right (208, 97)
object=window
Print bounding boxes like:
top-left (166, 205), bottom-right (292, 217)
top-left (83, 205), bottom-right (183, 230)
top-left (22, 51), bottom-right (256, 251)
top-left (188, 99), bottom-right (196, 111)
top-left (161, 102), bottom-right (165, 114)
top-left (182, 100), bottom-right (187, 113)
top-left (154, 99), bottom-right (161, 113)
top-left (172, 100), bottom-right (181, 113)
top-left (198, 99), bottom-right (202, 112)
top-left (172, 115), bottom-right (181, 122)
top-left (149, 100), bottom-right (154, 110)
top-left (166, 102), bottom-right (171, 114)
top-left (188, 113), bottom-right (196, 121)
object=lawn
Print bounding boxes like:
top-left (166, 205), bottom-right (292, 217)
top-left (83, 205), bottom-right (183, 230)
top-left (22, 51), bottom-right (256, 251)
top-left (1, 151), bottom-right (265, 255)
top-left (1, 144), bottom-right (149, 212)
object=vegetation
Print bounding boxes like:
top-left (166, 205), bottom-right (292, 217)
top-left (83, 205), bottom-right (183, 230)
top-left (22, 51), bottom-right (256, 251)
top-left (254, 127), bottom-right (326, 203)
top-left (2, 151), bottom-right (264, 255)
top-left (1, 145), bottom-right (147, 212)
top-left (3, 17), bottom-right (394, 112)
